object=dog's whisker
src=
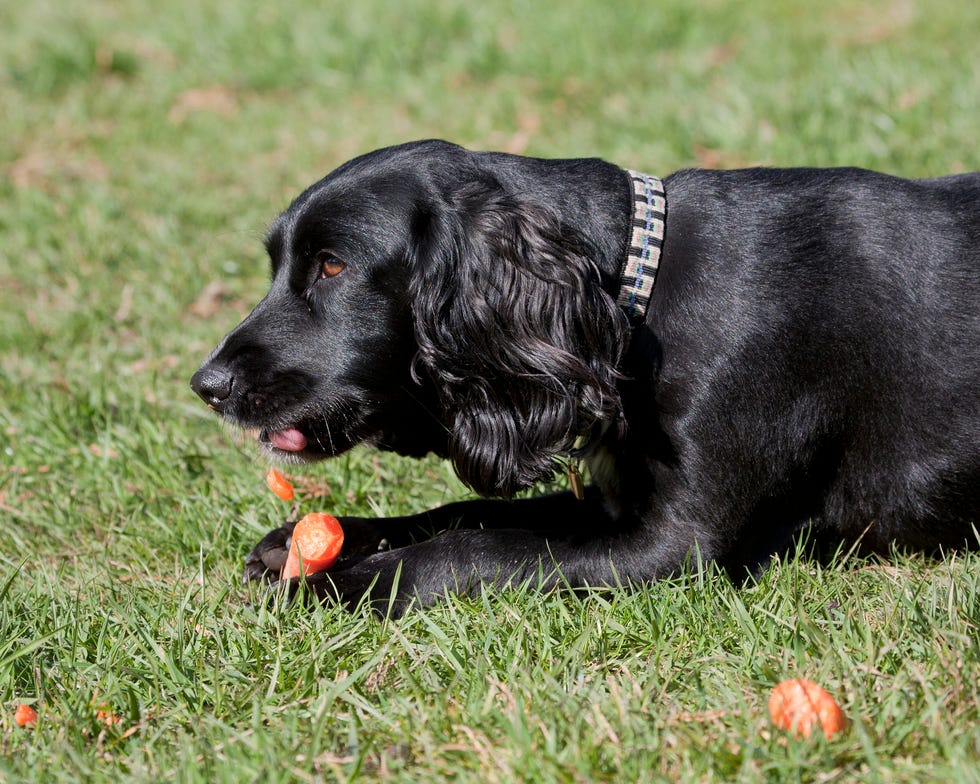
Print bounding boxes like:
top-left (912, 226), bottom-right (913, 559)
top-left (312, 426), bottom-right (328, 454)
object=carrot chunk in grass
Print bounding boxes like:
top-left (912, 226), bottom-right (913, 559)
top-left (266, 468), bottom-right (295, 501)
top-left (769, 679), bottom-right (847, 739)
top-left (14, 704), bottom-right (38, 727)
top-left (282, 513), bottom-right (344, 578)
top-left (96, 708), bottom-right (122, 727)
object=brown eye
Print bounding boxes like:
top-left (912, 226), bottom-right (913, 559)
top-left (318, 254), bottom-right (346, 278)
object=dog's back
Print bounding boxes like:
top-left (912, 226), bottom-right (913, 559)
top-left (652, 167), bottom-right (979, 558)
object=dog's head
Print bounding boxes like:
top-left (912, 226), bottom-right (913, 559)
top-left (191, 140), bottom-right (628, 497)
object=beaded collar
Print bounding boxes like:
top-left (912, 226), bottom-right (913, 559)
top-left (617, 170), bottom-right (667, 320)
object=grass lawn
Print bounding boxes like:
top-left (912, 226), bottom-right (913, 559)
top-left (2, 0), bottom-right (979, 780)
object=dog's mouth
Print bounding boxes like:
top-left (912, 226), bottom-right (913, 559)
top-left (257, 422), bottom-right (357, 460)
top-left (261, 427), bottom-right (309, 453)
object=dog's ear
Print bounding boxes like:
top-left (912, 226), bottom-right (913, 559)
top-left (408, 181), bottom-right (628, 498)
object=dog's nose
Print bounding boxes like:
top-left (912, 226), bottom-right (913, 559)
top-left (190, 365), bottom-right (234, 411)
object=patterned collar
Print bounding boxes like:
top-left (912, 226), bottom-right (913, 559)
top-left (617, 170), bottom-right (667, 320)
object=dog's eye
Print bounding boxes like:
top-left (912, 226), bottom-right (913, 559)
top-left (318, 253), bottom-right (346, 279)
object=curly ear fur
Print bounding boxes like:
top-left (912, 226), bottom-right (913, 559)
top-left (409, 180), bottom-right (628, 498)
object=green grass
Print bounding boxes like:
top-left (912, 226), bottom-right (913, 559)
top-left (2, 0), bottom-right (979, 780)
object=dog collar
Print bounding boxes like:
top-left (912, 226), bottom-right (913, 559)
top-left (617, 170), bottom-right (666, 320)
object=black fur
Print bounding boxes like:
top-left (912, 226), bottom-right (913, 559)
top-left (191, 139), bottom-right (980, 614)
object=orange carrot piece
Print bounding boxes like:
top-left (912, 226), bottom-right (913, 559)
top-left (96, 708), bottom-right (122, 727)
top-left (266, 468), bottom-right (295, 501)
top-left (769, 679), bottom-right (847, 739)
top-left (14, 704), bottom-right (38, 727)
top-left (282, 513), bottom-right (344, 578)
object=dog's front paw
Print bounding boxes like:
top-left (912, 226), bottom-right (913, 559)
top-left (243, 519), bottom-right (296, 584)
top-left (242, 516), bottom-right (395, 585)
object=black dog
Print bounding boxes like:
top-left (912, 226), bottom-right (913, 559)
top-left (191, 139), bottom-right (979, 613)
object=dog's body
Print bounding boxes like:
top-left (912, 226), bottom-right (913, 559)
top-left (191, 140), bottom-right (979, 612)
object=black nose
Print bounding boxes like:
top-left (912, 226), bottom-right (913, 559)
top-left (190, 365), bottom-right (234, 410)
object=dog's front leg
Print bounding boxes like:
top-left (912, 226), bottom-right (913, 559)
top-left (243, 515), bottom-right (409, 584)
top-left (242, 489), bottom-right (606, 585)
top-left (278, 507), bottom-right (715, 616)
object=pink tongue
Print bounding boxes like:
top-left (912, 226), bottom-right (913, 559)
top-left (269, 428), bottom-right (308, 452)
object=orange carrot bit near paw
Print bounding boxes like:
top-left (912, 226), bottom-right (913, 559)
top-left (282, 512), bottom-right (344, 579)
top-left (96, 708), bottom-right (122, 727)
top-left (769, 678), bottom-right (847, 739)
top-left (266, 468), bottom-right (295, 502)
top-left (14, 704), bottom-right (38, 727)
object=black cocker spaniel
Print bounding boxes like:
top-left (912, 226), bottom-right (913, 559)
top-left (191, 139), bottom-right (979, 614)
